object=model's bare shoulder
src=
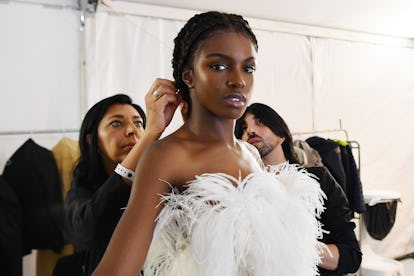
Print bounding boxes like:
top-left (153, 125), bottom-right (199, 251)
top-left (136, 133), bottom-right (193, 186)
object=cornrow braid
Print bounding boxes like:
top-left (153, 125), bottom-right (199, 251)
top-left (172, 11), bottom-right (258, 117)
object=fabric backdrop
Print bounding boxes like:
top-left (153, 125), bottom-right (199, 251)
top-left (0, 0), bottom-right (413, 261)
top-left (85, 3), bottom-right (414, 258)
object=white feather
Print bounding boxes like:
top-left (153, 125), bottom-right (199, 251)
top-left (143, 170), bottom-right (324, 276)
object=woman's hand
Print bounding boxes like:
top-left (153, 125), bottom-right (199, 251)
top-left (120, 79), bottom-right (181, 181)
top-left (144, 78), bottom-right (181, 138)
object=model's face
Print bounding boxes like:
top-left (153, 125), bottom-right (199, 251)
top-left (241, 113), bottom-right (285, 158)
top-left (97, 103), bottom-right (144, 169)
top-left (189, 31), bottom-right (257, 119)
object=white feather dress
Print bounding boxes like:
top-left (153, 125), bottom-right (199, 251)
top-left (143, 164), bottom-right (325, 276)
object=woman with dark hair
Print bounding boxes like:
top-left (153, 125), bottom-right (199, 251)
top-left (63, 92), bottom-right (180, 275)
top-left (94, 11), bottom-right (323, 276)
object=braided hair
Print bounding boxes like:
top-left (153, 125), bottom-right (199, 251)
top-left (172, 11), bottom-right (258, 117)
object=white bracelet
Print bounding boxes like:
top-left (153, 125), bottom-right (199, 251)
top-left (114, 163), bottom-right (135, 181)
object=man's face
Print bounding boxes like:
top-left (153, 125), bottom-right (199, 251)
top-left (241, 113), bottom-right (285, 158)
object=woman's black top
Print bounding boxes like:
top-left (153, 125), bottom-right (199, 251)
top-left (65, 173), bottom-right (131, 275)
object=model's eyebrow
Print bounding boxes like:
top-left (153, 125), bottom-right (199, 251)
top-left (205, 53), bottom-right (256, 62)
top-left (244, 56), bottom-right (256, 63)
top-left (205, 53), bottom-right (230, 59)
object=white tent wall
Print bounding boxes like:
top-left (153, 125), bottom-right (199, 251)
top-left (0, 1), bottom-right (81, 275)
top-left (1, 0), bottom-right (414, 274)
top-left (0, 0), bottom-right (82, 170)
top-left (311, 38), bottom-right (414, 258)
top-left (86, 11), bottom-right (316, 138)
top-left (252, 31), bottom-right (315, 131)
top-left (89, 1), bottom-right (414, 260)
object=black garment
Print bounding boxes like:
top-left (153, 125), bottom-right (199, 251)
top-left (52, 252), bottom-right (85, 276)
top-left (364, 201), bottom-right (398, 240)
top-left (65, 173), bottom-right (131, 275)
top-left (2, 139), bottom-right (64, 255)
top-left (306, 166), bottom-right (362, 276)
top-left (339, 145), bottom-right (365, 213)
top-left (0, 175), bottom-right (23, 276)
top-left (306, 136), bottom-right (347, 193)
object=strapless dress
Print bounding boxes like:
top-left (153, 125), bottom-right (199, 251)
top-left (143, 167), bottom-right (325, 276)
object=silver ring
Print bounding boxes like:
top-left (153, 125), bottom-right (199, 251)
top-left (153, 90), bottom-right (160, 98)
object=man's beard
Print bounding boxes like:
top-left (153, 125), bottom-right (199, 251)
top-left (248, 132), bottom-right (276, 158)
top-left (256, 141), bottom-right (275, 158)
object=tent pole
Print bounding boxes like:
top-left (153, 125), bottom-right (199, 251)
top-left (79, 0), bottom-right (87, 118)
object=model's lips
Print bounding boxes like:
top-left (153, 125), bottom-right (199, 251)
top-left (224, 93), bottom-right (246, 107)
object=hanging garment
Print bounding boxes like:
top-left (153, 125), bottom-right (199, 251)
top-left (2, 138), bottom-right (64, 255)
top-left (306, 136), bottom-right (347, 193)
top-left (336, 142), bottom-right (365, 213)
top-left (364, 201), bottom-right (398, 240)
top-left (0, 175), bottom-right (23, 276)
top-left (294, 140), bottom-right (324, 167)
top-left (294, 145), bottom-right (308, 165)
top-left (52, 137), bottom-right (80, 199)
top-left (37, 137), bottom-right (80, 276)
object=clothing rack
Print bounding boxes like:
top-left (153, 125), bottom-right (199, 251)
top-left (293, 128), bottom-right (350, 142)
top-left (291, 120), bottom-right (360, 170)
top-left (0, 129), bottom-right (79, 136)
top-left (292, 119), bottom-right (349, 140)
top-left (292, 130), bottom-right (360, 171)
top-left (293, 125), bottom-right (363, 276)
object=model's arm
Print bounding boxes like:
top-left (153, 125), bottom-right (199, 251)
top-left (118, 78), bottom-right (180, 181)
top-left (92, 141), bottom-right (174, 275)
top-left (92, 80), bottom-right (181, 275)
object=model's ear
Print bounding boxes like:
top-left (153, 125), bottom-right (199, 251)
top-left (182, 68), bottom-right (194, 89)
